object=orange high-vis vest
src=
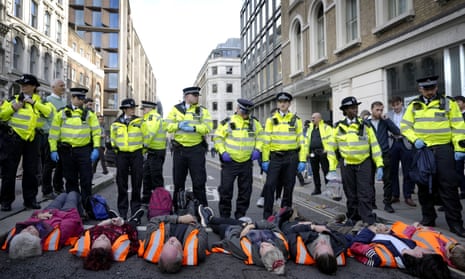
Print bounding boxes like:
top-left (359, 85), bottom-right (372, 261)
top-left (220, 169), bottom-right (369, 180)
top-left (69, 230), bottom-right (132, 262)
top-left (294, 236), bottom-right (346, 265)
top-left (240, 238), bottom-right (254, 264)
top-left (371, 243), bottom-right (398, 268)
top-left (391, 221), bottom-right (410, 238)
top-left (141, 222), bottom-right (202, 266)
top-left (2, 227), bottom-right (61, 251)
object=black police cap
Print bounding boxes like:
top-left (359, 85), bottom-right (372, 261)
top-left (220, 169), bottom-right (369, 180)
top-left (276, 92), bottom-right (293, 101)
top-left (416, 75), bottom-right (439, 89)
top-left (15, 74), bottom-right (40, 87)
top-left (237, 98), bottom-right (254, 111)
top-left (183, 86), bottom-right (201, 95)
top-left (70, 87), bottom-right (88, 96)
top-left (140, 100), bottom-right (157, 109)
top-left (120, 98), bottom-right (138, 109)
top-left (339, 96), bottom-right (361, 110)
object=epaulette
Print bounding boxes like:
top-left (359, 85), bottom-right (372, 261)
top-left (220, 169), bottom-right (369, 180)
top-left (220, 117), bottom-right (230, 125)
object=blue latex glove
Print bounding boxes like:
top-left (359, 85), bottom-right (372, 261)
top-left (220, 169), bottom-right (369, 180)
top-left (375, 167), bottom-right (383, 181)
top-left (90, 148), bottom-right (99, 162)
top-left (414, 139), bottom-right (426, 149)
top-left (50, 151), bottom-right (59, 162)
top-left (251, 149), bottom-right (261, 161)
top-left (297, 162), bottom-right (306, 173)
top-left (221, 152), bottom-right (232, 162)
top-left (262, 161), bottom-right (270, 173)
top-left (326, 171), bottom-right (341, 183)
top-left (178, 121), bottom-right (188, 129)
top-left (455, 152), bottom-right (465, 161)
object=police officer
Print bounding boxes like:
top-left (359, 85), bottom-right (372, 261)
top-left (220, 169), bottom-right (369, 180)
top-left (0, 74), bottom-right (52, 211)
top-left (306, 112), bottom-right (332, 195)
top-left (261, 92), bottom-right (306, 219)
top-left (166, 86), bottom-right (212, 210)
top-left (327, 96), bottom-right (384, 225)
top-left (49, 87), bottom-right (100, 214)
top-left (140, 100), bottom-right (166, 203)
top-left (110, 98), bottom-right (144, 220)
top-left (214, 98), bottom-right (263, 219)
top-left (401, 75), bottom-right (465, 238)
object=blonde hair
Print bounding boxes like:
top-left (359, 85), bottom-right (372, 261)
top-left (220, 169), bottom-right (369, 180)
top-left (9, 232), bottom-right (42, 259)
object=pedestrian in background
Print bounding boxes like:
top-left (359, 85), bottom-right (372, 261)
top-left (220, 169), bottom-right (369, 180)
top-left (387, 96), bottom-right (416, 207)
top-left (214, 98), bottom-right (263, 219)
top-left (367, 101), bottom-right (401, 213)
top-left (166, 86), bottom-right (212, 211)
top-left (140, 100), bottom-right (166, 204)
top-left (84, 98), bottom-right (94, 112)
top-left (41, 79), bottom-right (67, 198)
top-left (401, 75), bottom-right (465, 238)
top-left (0, 74), bottom-right (52, 211)
top-left (327, 96), bottom-right (384, 225)
top-left (92, 114), bottom-right (109, 175)
top-left (49, 87), bottom-right (100, 216)
top-left (109, 98), bottom-right (144, 220)
top-left (261, 92), bottom-right (306, 219)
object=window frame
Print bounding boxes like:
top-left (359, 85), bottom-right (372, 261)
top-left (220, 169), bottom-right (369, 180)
top-left (335, 0), bottom-right (361, 54)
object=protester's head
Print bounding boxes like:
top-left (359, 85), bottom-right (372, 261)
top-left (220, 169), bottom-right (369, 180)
top-left (260, 242), bottom-right (286, 275)
top-left (309, 234), bottom-right (337, 275)
top-left (158, 236), bottom-right (183, 273)
top-left (403, 253), bottom-right (450, 279)
top-left (83, 234), bottom-right (113, 271)
top-left (448, 243), bottom-right (465, 271)
top-left (8, 226), bottom-right (42, 259)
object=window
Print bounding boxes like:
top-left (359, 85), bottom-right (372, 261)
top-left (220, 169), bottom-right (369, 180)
top-left (14, 0), bottom-right (22, 18)
top-left (226, 102), bottom-right (233, 111)
top-left (108, 33), bottom-right (118, 48)
top-left (316, 6), bottom-right (325, 59)
top-left (29, 46), bottom-right (38, 74)
top-left (92, 11), bottom-right (101, 26)
top-left (226, 83), bottom-right (233, 93)
top-left (55, 59), bottom-right (62, 79)
top-left (79, 72), bottom-right (84, 84)
top-left (13, 37), bottom-right (23, 70)
top-left (72, 42), bottom-right (77, 51)
top-left (71, 68), bottom-right (76, 81)
top-left (107, 73), bottom-right (118, 88)
top-left (212, 83), bottom-right (217, 93)
top-left (109, 13), bottom-right (119, 28)
top-left (92, 0), bottom-right (101, 6)
top-left (85, 75), bottom-right (90, 86)
top-left (388, 0), bottom-right (407, 20)
top-left (335, 0), bottom-right (360, 51)
top-left (213, 120), bottom-right (218, 130)
top-left (290, 18), bottom-right (303, 73)
top-left (108, 52), bottom-right (118, 67)
top-left (309, 1), bottom-right (326, 63)
top-left (56, 21), bottom-right (62, 43)
top-left (110, 0), bottom-right (119, 9)
top-left (92, 32), bottom-right (102, 48)
top-left (79, 48), bottom-right (84, 56)
top-left (212, 66), bottom-right (218, 75)
top-left (44, 12), bottom-right (51, 36)
top-left (226, 66), bottom-right (233, 74)
top-left (30, 1), bottom-right (38, 28)
top-left (374, 0), bottom-right (413, 33)
top-left (212, 102), bottom-right (218, 111)
top-left (43, 53), bottom-right (51, 81)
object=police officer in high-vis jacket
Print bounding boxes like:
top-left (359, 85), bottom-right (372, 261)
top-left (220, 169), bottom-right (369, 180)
top-left (0, 74), bottom-right (52, 211)
top-left (261, 92), bottom-right (306, 219)
top-left (401, 75), bottom-right (465, 238)
top-left (214, 98), bottom-right (263, 219)
top-left (110, 98), bottom-right (144, 220)
top-left (49, 87), bottom-right (100, 214)
top-left (140, 100), bottom-right (167, 203)
top-left (166, 86), bottom-right (212, 210)
top-left (327, 96), bottom-right (383, 225)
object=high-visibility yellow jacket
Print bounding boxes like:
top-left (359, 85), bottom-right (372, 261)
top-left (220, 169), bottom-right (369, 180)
top-left (214, 114), bottom-right (263, 163)
top-left (36, 102), bottom-right (56, 133)
top-left (166, 102), bottom-right (212, 147)
top-left (110, 116), bottom-right (144, 152)
top-left (327, 119), bottom-right (383, 170)
top-left (141, 109), bottom-right (167, 150)
top-left (262, 111), bottom-right (306, 162)
top-left (401, 95), bottom-right (465, 151)
top-left (305, 121), bottom-right (333, 153)
top-left (0, 93), bottom-right (52, 141)
top-left (48, 106), bottom-right (101, 152)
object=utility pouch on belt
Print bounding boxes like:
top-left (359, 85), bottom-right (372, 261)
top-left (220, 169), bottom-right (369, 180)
top-left (58, 142), bottom-right (72, 151)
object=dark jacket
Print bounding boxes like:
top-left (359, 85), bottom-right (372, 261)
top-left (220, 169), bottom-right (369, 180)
top-left (367, 117), bottom-right (401, 153)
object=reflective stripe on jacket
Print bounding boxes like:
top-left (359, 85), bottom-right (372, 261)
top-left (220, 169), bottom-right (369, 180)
top-left (110, 117), bottom-right (144, 152)
top-left (69, 230), bottom-right (132, 261)
top-left (142, 109), bottom-right (167, 150)
top-left (294, 236), bottom-right (346, 265)
top-left (2, 227), bottom-right (61, 251)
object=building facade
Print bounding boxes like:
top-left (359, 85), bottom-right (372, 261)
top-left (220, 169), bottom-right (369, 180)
top-left (281, 0), bottom-right (465, 123)
top-left (195, 38), bottom-right (242, 131)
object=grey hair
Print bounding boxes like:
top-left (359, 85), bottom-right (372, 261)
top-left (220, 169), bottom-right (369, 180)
top-left (261, 246), bottom-right (286, 275)
top-left (9, 232), bottom-right (42, 259)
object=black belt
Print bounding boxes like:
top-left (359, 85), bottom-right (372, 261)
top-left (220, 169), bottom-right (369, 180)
top-left (271, 150), bottom-right (297, 157)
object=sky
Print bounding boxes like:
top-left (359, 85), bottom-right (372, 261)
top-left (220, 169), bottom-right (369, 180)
top-left (129, 0), bottom-right (243, 112)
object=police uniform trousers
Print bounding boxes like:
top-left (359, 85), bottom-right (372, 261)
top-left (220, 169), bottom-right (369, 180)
top-left (340, 158), bottom-right (375, 225)
top-left (0, 131), bottom-right (39, 206)
top-left (39, 133), bottom-right (64, 195)
top-left (455, 157), bottom-right (465, 195)
top-left (218, 159), bottom-right (253, 219)
top-left (309, 149), bottom-right (329, 191)
top-left (116, 149), bottom-right (143, 219)
top-left (418, 144), bottom-right (463, 229)
top-left (59, 145), bottom-right (92, 211)
top-left (390, 140), bottom-right (415, 199)
top-left (263, 150), bottom-right (298, 219)
top-left (172, 143), bottom-right (207, 211)
top-left (142, 149), bottom-right (166, 203)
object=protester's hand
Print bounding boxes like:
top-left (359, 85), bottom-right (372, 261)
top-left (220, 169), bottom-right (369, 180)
top-left (375, 168), bottom-right (383, 181)
top-left (297, 162), bottom-right (306, 173)
top-left (414, 139), bottom-right (426, 149)
top-left (261, 161), bottom-right (270, 172)
top-left (221, 152), bottom-right (232, 162)
top-left (178, 214), bottom-right (196, 225)
top-left (251, 149), bottom-right (261, 161)
top-left (51, 151), bottom-right (59, 162)
top-left (37, 212), bottom-right (53, 220)
top-left (90, 148), bottom-right (99, 162)
top-left (111, 217), bottom-right (125, 226)
top-left (240, 223), bottom-right (256, 238)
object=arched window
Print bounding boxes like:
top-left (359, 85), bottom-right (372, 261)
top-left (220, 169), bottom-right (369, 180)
top-left (30, 46), bottom-right (39, 74)
top-left (309, 1), bottom-right (326, 64)
top-left (43, 53), bottom-right (52, 82)
top-left (13, 37), bottom-right (24, 70)
top-left (290, 18), bottom-right (303, 74)
top-left (55, 58), bottom-right (63, 79)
